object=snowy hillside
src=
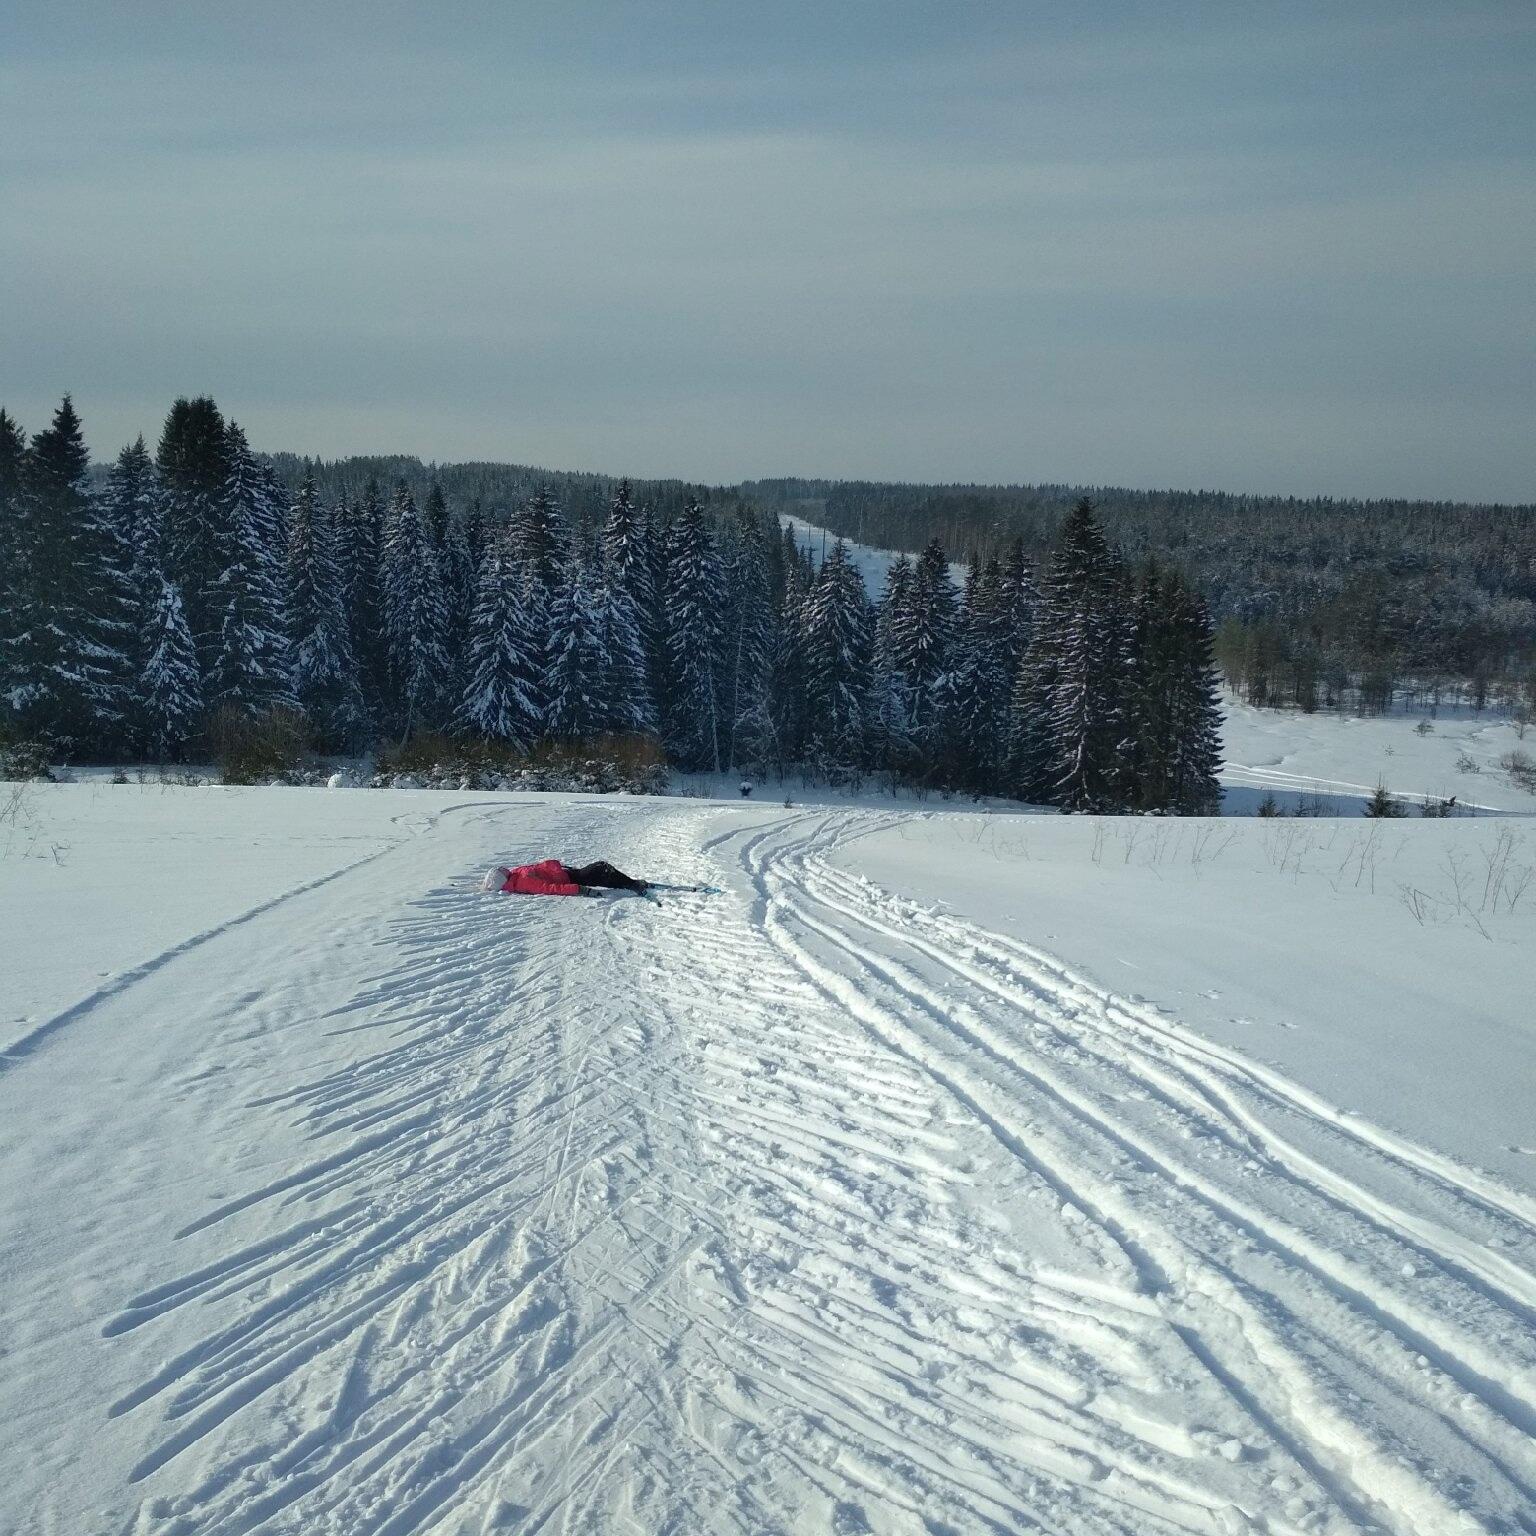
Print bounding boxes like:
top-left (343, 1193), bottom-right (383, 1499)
top-left (2, 782), bottom-right (1533, 1535)
top-left (781, 513), bottom-right (968, 597)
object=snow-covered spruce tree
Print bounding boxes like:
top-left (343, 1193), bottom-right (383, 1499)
top-left (4, 398), bottom-right (136, 754)
top-left (139, 576), bottom-right (203, 760)
top-left (719, 512), bottom-right (777, 771)
top-left (205, 424), bottom-right (294, 717)
top-left (441, 512), bottom-right (479, 671)
top-left (335, 479), bottom-right (388, 729)
top-left (456, 537), bottom-right (539, 748)
top-left (1008, 617), bottom-right (1059, 803)
top-left (0, 409), bottom-right (28, 727)
top-left (380, 481), bottom-right (451, 739)
top-left (424, 482), bottom-right (450, 554)
top-left (768, 584), bottom-right (811, 774)
top-left (596, 579), bottom-right (657, 736)
top-left (1126, 562), bottom-right (1176, 813)
top-left (1164, 575), bottom-right (1224, 814)
top-left (1042, 498), bottom-right (1135, 813)
top-left (101, 437), bottom-right (172, 750)
top-left (252, 456), bottom-right (291, 576)
top-left (508, 486), bottom-right (568, 595)
top-left (545, 565), bottom-right (611, 742)
top-left (874, 554), bottom-right (912, 675)
top-left (1001, 538), bottom-right (1039, 662)
top-left (601, 479), bottom-right (661, 687)
top-left (156, 396), bottom-right (231, 671)
top-left (662, 497), bottom-right (724, 772)
top-left (945, 557), bottom-right (1013, 794)
top-left (801, 540), bottom-right (873, 779)
top-left (1123, 564), bottom-right (1223, 815)
top-left (884, 538), bottom-right (957, 779)
top-left (287, 473), bottom-right (366, 749)
top-left (870, 555), bottom-right (917, 781)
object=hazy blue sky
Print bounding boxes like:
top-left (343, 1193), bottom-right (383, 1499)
top-left (3, 2), bottom-right (1533, 499)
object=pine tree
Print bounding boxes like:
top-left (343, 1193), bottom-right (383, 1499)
top-left (884, 538), bottom-right (957, 778)
top-left (206, 423), bottom-right (294, 716)
top-left (802, 540), bottom-right (873, 777)
top-left (156, 396), bottom-right (230, 668)
top-left (601, 479), bottom-right (660, 686)
top-left (101, 437), bottom-right (171, 750)
top-left (1001, 539), bottom-right (1039, 660)
top-left (457, 537), bottom-right (540, 747)
top-left (0, 410), bottom-right (27, 726)
top-left (425, 482), bottom-right (450, 553)
top-left (1165, 576), bottom-right (1224, 814)
top-left (335, 480), bottom-right (387, 726)
top-left (508, 486), bottom-right (568, 593)
top-left (769, 586), bottom-right (811, 774)
top-left (663, 498), bottom-right (725, 771)
top-left (719, 513), bottom-right (776, 769)
top-left (140, 577), bottom-right (203, 760)
top-left (287, 473), bottom-right (365, 748)
top-left (593, 579), bottom-right (656, 737)
top-left (945, 558), bottom-right (1012, 793)
top-left (1127, 563), bottom-right (1176, 812)
top-left (440, 512), bottom-right (479, 670)
top-left (4, 398), bottom-right (135, 752)
top-left (545, 565), bottom-right (610, 741)
top-left (380, 481), bottom-right (451, 738)
top-left (1041, 499), bottom-right (1135, 812)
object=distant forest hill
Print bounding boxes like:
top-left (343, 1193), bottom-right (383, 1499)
top-left (265, 453), bottom-right (755, 551)
top-left (743, 478), bottom-right (1536, 714)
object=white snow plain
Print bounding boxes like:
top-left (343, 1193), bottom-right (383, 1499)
top-left (1, 777), bottom-right (1532, 1535)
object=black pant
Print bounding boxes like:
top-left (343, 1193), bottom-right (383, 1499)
top-left (565, 860), bottom-right (646, 892)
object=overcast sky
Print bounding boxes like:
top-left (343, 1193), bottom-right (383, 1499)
top-left (3, 2), bottom-right (1533, 500)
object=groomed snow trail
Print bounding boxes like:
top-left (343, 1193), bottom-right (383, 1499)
top-left (4, 800), bottom-right (1532, 1535)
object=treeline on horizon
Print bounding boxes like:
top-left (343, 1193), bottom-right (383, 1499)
top-left (0, 396), bottom-right (1222, 813)
top-left (745, 477), bottom-right (1536, 714)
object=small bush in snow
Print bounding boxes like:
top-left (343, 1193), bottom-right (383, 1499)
top-left (371, 733), bottom-right (667, 796)
top-left (1364, 782), bottom-right (1407, 818)
top-left (1500, 749), bottom-right (1536, 794)
top-left (0, 738), bottom-right (55, 782)
top-left (210, 706), bottom-right (311, 786)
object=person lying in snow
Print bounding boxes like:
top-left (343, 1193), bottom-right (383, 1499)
top-left (480, 859), bottom-right (649, 896)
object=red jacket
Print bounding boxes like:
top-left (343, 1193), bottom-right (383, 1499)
top-left (501, 859), bottom-right (581, 897)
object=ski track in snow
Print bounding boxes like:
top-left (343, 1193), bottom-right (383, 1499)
top-left (23, 803), bottom-right (1536, 1534)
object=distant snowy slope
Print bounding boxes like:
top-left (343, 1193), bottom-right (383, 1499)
top-left (1, 784), bottom-right (1531, 1534)
top-left (780, 513), bottom-right (967, 596)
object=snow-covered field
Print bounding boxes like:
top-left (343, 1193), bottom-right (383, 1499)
top-left (1221, 702), bottom-right (1535, 816)
top-left (2, 780), bottom-right (1532, 1535)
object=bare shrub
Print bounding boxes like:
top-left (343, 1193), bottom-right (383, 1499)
top-left (209, 706), bottom-right (310, 785)
top-left (373, 732), bottom-right (668, 794)
top-left (1499, 749), bottom-right (1536, 795)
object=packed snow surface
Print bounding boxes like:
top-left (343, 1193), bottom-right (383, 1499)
top-left (2, 783), bottom-right (1533, 1535)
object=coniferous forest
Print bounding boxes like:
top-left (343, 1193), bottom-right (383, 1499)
top-left (5, 393), bottom-right (1231, 812)
top-left (747, 478), bottom-right (1536, 714)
